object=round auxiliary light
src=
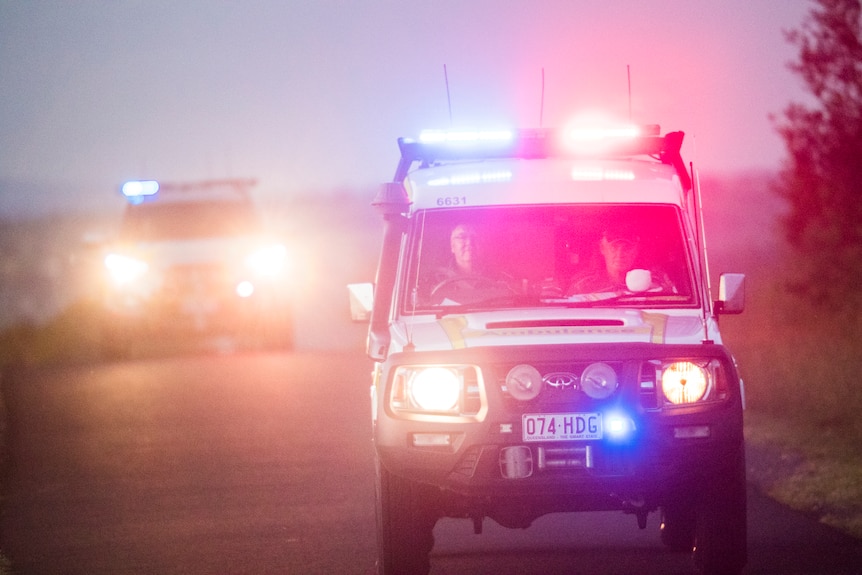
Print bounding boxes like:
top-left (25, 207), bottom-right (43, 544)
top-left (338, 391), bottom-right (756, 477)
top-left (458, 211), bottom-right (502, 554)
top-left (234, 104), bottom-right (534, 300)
top-left (505, 364), bottom-right (542, 401)
top-left (580, 362), bottom-right (618, 399)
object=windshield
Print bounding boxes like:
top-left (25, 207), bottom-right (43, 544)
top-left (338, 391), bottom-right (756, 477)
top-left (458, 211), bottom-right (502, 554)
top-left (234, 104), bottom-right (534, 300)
top-left (401, 204), bottom-right (695, 313)
top-left (120, 200), bottom-right (259, 242)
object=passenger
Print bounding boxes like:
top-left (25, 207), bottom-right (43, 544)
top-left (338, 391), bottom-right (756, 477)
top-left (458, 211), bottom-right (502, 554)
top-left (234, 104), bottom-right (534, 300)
top-left (568, 226), bottom-right (674, 295)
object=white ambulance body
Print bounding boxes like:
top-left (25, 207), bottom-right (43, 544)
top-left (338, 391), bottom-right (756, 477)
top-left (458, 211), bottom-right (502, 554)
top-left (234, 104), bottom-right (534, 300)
top-left (361, 125), bottom-right (747, 575)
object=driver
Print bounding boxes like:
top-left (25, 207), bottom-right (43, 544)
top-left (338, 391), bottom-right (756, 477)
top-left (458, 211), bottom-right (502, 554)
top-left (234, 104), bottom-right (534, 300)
top-left (424, 223), bottom-right (508, 304)
top-left (449, 223), bottom-right (481, 275)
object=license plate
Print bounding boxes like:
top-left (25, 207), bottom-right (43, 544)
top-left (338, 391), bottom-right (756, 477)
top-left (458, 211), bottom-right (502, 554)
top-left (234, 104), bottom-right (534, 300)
top-left (522, 413), bottom-right (602, 442)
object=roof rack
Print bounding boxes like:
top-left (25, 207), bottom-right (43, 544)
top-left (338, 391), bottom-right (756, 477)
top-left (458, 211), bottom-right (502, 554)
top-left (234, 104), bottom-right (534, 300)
top-left (392, 128), bottom-right (690, 191)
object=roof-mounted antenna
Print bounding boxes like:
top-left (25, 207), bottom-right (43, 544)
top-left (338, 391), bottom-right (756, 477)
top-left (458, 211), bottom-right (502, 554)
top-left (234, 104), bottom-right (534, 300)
top-left (540, 67), bottom-right (545, 128)
top-left (627, 64), bottom-right (633, 122)
top-left (444, 64), bottom-right (453, 127)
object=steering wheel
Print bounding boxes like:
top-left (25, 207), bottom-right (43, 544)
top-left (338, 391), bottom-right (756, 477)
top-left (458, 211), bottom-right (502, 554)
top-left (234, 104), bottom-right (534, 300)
top-left (430, 275), bottom-right (504, 303)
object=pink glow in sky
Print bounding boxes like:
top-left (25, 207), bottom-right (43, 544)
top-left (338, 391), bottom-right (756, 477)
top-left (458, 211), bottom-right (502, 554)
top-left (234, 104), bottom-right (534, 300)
top-left (0, 1), bottom-right (813, 215)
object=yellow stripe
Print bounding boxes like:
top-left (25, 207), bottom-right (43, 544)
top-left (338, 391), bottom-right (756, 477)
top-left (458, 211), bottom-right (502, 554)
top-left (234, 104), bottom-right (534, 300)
top-left (641, 312), bottom-right (669, 343)
top-left (439, 316), bottom-right (469, 349)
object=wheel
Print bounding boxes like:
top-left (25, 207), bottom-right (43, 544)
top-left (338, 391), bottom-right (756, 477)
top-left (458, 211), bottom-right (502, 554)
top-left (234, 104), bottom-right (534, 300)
top-left (375, 457), bottom-right (439, 575)
top-left (693, 446), bottom-right (747, 575)
top-left (660, 500), bottom-right (697, 552)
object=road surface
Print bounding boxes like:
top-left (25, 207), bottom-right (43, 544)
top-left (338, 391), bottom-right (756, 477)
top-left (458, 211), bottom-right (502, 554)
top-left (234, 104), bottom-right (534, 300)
top-left (2, 350), bottom-right (861, 574)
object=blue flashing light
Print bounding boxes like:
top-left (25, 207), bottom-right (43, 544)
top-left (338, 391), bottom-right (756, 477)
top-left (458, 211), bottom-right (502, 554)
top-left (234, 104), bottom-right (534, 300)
top-left (121, 180), bottom-right (159, 204)
top-left (604, 411), bottom-right (637, 442)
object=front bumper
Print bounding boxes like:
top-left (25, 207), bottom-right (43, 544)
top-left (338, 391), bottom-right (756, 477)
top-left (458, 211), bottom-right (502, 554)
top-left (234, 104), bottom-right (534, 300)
top-left (374, 343), bottom-right (744, 515)
top-left (102, 273), bottom-right (292, 334)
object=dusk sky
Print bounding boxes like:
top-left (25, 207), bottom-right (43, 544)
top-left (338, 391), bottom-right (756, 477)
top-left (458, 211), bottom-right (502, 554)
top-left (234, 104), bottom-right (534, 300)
top-left (0, 1), bottom-right (814, 216)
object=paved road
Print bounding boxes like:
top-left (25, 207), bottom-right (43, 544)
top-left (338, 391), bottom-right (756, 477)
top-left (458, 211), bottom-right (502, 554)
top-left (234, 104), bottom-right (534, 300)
top-left (2, 351), bottom-right (861, 574)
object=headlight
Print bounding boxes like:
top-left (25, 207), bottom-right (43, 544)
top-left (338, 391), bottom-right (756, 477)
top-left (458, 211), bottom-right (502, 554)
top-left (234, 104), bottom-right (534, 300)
top-left (410, 367), bottom-right (460, 411)
top-left (661, 361), bottom-right (709, 405)
top-left (104, 253), bottom-right (149, 285)
top-left (246, 243), bottom-right (288, 277)
top-left (390, 365), bottom-right (484, 418)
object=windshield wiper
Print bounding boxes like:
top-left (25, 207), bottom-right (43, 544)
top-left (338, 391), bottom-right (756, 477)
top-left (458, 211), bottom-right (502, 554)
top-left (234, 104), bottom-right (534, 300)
top-left (429, 290), bottom-right (686, 318)
top-left (562, 289), bottom-right (685, 305)
top-left (432, 294), bottom-right (548, 318)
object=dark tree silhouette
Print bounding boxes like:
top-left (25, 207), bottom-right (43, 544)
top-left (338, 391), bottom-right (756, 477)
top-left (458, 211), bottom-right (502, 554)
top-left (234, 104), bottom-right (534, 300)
top-left (774, 0), bottom-right (862, 308)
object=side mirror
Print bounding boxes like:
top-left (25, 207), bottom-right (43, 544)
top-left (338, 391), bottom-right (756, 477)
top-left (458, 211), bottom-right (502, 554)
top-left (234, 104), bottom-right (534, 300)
top-left (716, 273), bottom-right (745, 315)
top-left (347, 282), bottom-right (374, 322)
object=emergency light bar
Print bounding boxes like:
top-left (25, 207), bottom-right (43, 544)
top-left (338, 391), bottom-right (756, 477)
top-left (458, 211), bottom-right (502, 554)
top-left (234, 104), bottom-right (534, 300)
top-left (565, 125), bottom-right (642, 142)
top-left (119, 178), bottom-right (256, 204)
top-left (418, 129), bottom-right (514, 144)
top-left (157, 178), bottom-right (257, 193)
top-left (392, 126), bottom-right (690, 190)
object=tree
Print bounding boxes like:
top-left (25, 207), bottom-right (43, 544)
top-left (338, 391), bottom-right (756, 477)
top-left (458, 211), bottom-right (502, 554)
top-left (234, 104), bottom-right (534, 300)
top-left (774, 0), bottom-right (862, 309)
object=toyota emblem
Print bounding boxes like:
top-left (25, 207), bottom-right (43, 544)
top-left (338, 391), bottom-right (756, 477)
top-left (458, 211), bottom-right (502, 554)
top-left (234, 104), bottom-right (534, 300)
top-left (543, 372), bottom-right (578, 388)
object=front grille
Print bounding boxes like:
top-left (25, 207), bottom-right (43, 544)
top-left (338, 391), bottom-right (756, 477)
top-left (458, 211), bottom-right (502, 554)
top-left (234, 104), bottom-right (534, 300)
top-left (495, 359), bottom-right (660, 411)
top-left (496, 361), bottom-right (622, 407)
top-left (638, 361), bottom-right (660, 409)
top-left (163, 264), bottom-right (227, 296)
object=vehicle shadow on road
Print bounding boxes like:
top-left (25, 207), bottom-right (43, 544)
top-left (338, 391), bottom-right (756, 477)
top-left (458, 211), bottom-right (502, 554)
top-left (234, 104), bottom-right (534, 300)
top-left (427, 487), bottom-right (862, 575)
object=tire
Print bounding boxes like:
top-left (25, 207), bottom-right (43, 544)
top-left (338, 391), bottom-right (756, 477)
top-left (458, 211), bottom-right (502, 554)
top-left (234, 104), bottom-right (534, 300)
top-left (693, 446), bottom-right (747, 575)
top-left (375, 457), bottom-right (439, 575)
top-left (660, 500), bottom-right (697, 552)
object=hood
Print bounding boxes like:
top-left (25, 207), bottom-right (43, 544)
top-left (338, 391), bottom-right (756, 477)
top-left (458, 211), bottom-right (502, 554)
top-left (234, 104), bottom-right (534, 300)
top-left (118, 236), bottom-right (256, 268)
top-left (390, 308), bottom-right (718, 352)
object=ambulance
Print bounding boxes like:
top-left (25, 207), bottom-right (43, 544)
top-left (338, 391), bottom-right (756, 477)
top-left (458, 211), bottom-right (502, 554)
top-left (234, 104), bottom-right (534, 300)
top-left (100, 178), bottom-right (294, 354)
top-left (356, 122), bottom-right (747, 574)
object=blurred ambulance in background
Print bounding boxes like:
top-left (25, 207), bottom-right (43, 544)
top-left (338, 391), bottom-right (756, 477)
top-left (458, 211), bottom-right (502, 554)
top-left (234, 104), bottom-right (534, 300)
top-left (99, 178), bottom-right (294, 355)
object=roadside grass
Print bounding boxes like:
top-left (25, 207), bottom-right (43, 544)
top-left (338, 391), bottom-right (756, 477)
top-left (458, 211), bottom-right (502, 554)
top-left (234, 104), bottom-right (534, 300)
top-left (0, 334), bottom-right (13, 574)
top-left (718, 249), bottom-right (862, 539)
top-left (0, 374), bottom-right (7, 574)
top-left (0, 302), bottom-right (103, 574)
top-left (0, 300), bottom-right (104, 367)
top-left (745, 410), bottom-right (862, 539)
top-left (0, 300), bottom-right (214, 366)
